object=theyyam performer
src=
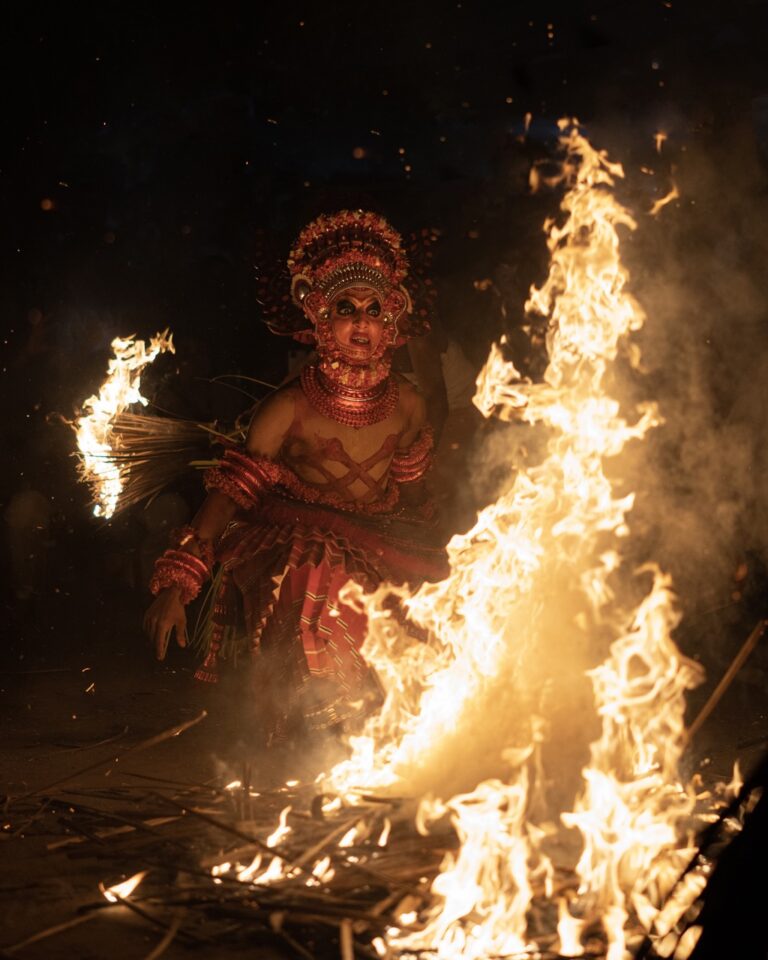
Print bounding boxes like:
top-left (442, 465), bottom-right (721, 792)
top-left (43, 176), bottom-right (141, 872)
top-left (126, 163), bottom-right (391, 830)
top-left (144, 211), bottom-right (448, 740)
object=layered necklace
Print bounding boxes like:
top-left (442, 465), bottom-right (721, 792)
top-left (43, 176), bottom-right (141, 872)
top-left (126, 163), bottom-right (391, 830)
top-left (301, 364), bottom-right (399, 428)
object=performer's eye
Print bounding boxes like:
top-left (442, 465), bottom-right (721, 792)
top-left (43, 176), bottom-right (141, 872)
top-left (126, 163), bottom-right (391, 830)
top-left (367, 301), bottom-right (381, 317)
top-left (336, 299), bottom-right (354, 316)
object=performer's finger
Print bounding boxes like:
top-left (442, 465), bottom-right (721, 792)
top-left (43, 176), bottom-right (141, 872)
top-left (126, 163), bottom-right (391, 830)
top-left (156, 623), bottom-right (170, 661)
top-left (175, 617), bottom-right (187, 648)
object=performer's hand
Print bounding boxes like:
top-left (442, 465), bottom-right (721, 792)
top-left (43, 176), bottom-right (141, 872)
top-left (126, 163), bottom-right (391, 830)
top-left (143, 587), bottom-right (187, 661)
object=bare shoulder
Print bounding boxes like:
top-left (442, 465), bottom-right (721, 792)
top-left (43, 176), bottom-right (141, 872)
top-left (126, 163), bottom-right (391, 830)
top-left (245, 385), bottom-right (298, 457)
top-left (394, 374), bottom-right (424, 414)
top-left (251, 383), bottom-right (300, 423)
top-left (393, 374), bottom-right (427, 440)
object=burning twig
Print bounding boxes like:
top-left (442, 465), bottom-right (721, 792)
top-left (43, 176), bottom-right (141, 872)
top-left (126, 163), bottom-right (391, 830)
top-left (293, 815), bottom-right (372, 870)
top-left (157, 794), bottom-right (318, 882)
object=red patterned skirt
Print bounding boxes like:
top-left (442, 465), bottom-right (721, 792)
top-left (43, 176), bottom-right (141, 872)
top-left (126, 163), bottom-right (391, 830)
top-left (195, 495), bottom-right (448, 734)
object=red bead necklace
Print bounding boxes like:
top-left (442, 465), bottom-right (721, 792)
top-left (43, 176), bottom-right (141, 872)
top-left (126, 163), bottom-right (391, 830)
top-left (301, 365), bottom-right (399, 428)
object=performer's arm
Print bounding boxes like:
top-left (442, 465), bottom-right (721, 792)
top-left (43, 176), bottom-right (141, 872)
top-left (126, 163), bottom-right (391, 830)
top-left (181, 389), bottom-right (295, 540)
top-left (394, 388), bottom-right (432, 510)
top-left (407, 332), bottom-right (448, 443)
top-left (144, 390), bottom-right (295, 660)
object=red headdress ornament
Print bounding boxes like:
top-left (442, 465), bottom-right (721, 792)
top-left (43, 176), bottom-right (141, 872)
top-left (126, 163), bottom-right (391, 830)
top-left (260, 210), bottom-right (434, 348)
top-left (288, 210), bottom-right (408, 305)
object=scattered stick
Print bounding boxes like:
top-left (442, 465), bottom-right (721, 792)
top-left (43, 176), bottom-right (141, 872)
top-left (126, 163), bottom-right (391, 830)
top-left (3, 911), bottom-right (99, 954)
top-left (47, 815), bottom-right (183, 851)
top-left (51, 725), bottom-right (129, 753)
top-left (141, 914), bottom-right (182, 960)
top-left (293, 816), bottom-right (365, 870)
top-left (737, 732), bottom-right (768, 750)
top-left (111, 893), bottom-right (201, 947)
top-left (685, 619), bottom-right (767, 745)
top-left (121, 769), bottom-right (224, 793)
top-left (278, 928), bottom-right (315, 960)
top-left (340, 918), bottom-right (354, 960)
top-left (157, 794), bottom-right (317, 881)
top-left (11, 710), bottom-right (208, 803)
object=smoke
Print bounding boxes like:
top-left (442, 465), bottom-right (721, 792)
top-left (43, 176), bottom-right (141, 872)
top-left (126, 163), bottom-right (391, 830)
top-left (323, 120), bottom-right (768, 826)
top-left (619, 117), bottom-right (768, 664)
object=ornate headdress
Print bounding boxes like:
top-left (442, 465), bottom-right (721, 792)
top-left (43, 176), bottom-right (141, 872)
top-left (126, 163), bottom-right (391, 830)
top-left (288, 209), bottom-right (409, 320)
top-left (259, 210), bottom-right (435, 347)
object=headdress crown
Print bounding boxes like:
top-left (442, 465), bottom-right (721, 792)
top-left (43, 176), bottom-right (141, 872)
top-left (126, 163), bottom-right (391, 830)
top-left (287, 210), bottom-right (408, 306)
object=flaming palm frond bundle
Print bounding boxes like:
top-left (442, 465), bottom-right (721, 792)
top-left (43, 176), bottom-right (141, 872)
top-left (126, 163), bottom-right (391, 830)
top-left (80, 412), bottom-right (238, 517)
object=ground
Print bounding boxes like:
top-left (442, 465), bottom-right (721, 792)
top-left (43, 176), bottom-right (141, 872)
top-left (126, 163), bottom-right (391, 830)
top-left (1, 580), bottom-right (767, 958)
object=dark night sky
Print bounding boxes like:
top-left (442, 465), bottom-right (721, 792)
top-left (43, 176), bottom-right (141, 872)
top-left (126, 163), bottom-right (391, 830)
top-left (2, 0), bottom-right (768, 554)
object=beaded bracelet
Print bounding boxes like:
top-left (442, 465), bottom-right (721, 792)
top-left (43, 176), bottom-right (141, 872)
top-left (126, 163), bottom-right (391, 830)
top-left (390, 426), bottom-right (434, 484)
top-left (204, 447), bottom-right (283, 511)
top-left (149, 549), bottom-right (210, 605)
top-left (170, 525), bottom-right (215, 570)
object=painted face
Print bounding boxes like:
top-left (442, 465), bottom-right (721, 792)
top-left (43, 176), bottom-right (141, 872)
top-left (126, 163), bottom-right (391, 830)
top-left (329, 285), bottom-right (386, 361)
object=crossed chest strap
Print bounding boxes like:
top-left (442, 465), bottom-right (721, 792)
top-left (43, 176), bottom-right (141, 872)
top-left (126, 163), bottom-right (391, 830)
top-left (285, 433), bottom-right (399, 500)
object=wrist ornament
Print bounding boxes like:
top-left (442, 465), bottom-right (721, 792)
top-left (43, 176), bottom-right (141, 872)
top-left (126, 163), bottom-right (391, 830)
top-left (170, 524), bottom-right (215, 569)
top-left (204, 447), bottom-right (282, 510)
top-left (149, 550), bottom-right (210, 605)
top-left (149, 526), bottom-right (215, 605)
top-left (390, 426), bottom-right (434, 484)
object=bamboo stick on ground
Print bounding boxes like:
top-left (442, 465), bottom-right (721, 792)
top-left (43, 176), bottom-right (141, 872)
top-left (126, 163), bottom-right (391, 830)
top-left (157, 794), bottom-right (318, 881)
top-left (685, 618), bottom-right (767, 746)
top-left (293, 817), bottom-right (370, 870)
top-left (11, 710), bottom-right (208, 803)
top-left (141, 914), bottom-right (182, 960)
top-left (340, 918), bottom-right (354, 960)
top-left (111, 894), bottom-right (203, 946)
top-left (47, 816), bottom-right (182, 850)
top-left (3, 911), bottom-right (99, 954)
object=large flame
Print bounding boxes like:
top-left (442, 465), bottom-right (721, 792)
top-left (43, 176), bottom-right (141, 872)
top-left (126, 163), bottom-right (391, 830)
top-left (393, 755), bottom-right (545, 958)
top-left (73, 330), bottom-right (174, 518)
top-left (322, 122), bottom-right (703, 954)
top-left (327, 123), bottom-right (662, 798)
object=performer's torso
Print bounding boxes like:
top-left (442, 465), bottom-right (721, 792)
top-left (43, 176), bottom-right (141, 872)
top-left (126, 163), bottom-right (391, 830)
top-left (279, 381), bottom-right (410, 504)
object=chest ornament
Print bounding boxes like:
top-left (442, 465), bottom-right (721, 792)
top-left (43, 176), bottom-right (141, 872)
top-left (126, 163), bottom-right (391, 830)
top-left (300, 364), bottom-right (399, 428)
